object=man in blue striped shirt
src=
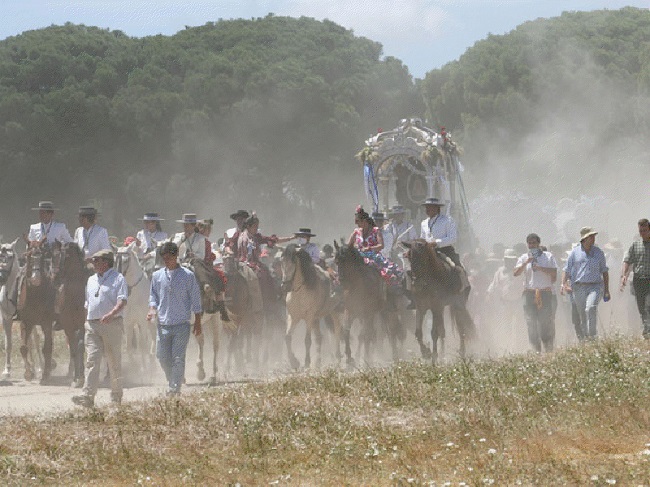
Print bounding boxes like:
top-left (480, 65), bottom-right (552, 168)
top-left (147, 241), bottom-right (202, 395)
top-left (562, 227), bottom-right (610, 340)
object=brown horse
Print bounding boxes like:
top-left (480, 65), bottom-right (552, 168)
top-left (402, 239), bottom-right (476, 363)
top-left (52, 242), bottom-right (88, 387)
top-left (333, 241), bottom-right (403, 366)
top-left (17, 243), bottom-right (57, 383)
top-left (281, 244), bottom-right (348, 370)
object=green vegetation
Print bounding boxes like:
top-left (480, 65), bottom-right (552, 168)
top-left (1, 337), bottom-right (649, 485)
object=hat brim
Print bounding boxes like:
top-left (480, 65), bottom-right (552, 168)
top-left (421, 201), bottom-right (445, 206)
top-left (32, 207), bottom-right (57, 211)
top-left (230, 212), bottom-right (249, 220)
top-left (139, 218), bottom-right (164, 221)
top-left (176, 220), bottom-right (198, 224)
top-left (580, 232), bottom-right (598, 241)
top-left (295, 232), bottom-right (316, 238)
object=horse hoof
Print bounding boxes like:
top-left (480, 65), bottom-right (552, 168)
top-left (197, 367), bottom-right (206, 382)
top-left (208, 377), bottom-right (217, 387)
top-left (1, 371), bottom-right (9, 380)
top-left (40, 377), bottom-right (51, 386)
top-left (73, 379), bottom-right (84, 388)
top-left (50, 359), bottom-right (57, 370)
top-left (24, 370), bottom-right (34, 382)
top-left (289, 357), bottom-right (300, 371)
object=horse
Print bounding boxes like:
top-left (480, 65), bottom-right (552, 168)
top-left (402, 239), bottom-right (476, 364)
top-left (189, 256), bottom-right (226, 384)
top-left (219, 255), bottom-right (255, 376)
top-left (281, 244), bottom-right (349, 370)
top-left (333, 241), bottom-right (403, 366)
top-left (115, 241), bottom-right (156, 374)
top-left (52, 241), bottom-right (87, 387)
top-left (0, 238), bottom-right (21, 378)
top-left (17, 243), bottom-right (57, 383)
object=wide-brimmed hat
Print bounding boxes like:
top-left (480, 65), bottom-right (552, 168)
top-left (176, 213), bottom-right (198, 224)
top-left (78, 206), bottom-right (98, 216)
top-left (421, 197), bottom-right (445, 206)
top-left (503, 248), bottom-right (518, 260)
top-left (294, 227), bottom-right (316, 237)
top-left (579, 226), bottom-right (598, 241)
top-left (372, 211), bottom-right (387, 222)
top-left (31, 201), bottom-right (57, 211)
top-left (91, 249), bottom-right (113, 261)
top-left (139, 212), bottom-right (164, 221)
top-left (229, 209), bottom-right (249, 220)
top-left (389, 205), bottom-right (407, 215)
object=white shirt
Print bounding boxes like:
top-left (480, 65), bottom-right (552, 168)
top-left (173, 231), bottom-right (206, 262)
top-left (28, 221), bottom-right (72, 245)
top-left (136, 229), bottom-right (168, 256)
top-left (516, 251), bottom-right (558, 290)
top-left (74, 224), bottom-right (111, 260)
top-left (487, 266), bottom-right (522, 302)
top-left (85, 268), bottom-right (128, 320)
top-left (420, 214), bottom-right (457, 247)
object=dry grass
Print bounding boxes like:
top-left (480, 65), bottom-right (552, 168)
top-left (1, 336), bottom-right (650, 485)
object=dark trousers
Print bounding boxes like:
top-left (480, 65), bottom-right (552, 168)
top-left (523, 290), bottom-right (554, 353)
top-left (633, 277), bottom-right (650, 338)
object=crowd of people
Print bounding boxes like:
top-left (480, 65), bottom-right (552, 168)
top-left (13, 199), bottom-right (650, 407)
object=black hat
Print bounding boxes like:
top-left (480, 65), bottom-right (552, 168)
top-left (229, 209), bottom-right (249, 220)
top-left (294, 228), bottom-right (316, 237)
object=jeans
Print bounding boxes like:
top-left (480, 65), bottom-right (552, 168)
top-left (633, 277), bottom-right (650, 338)
top-left (156, 322), bottom-right (191, 393)
top-left (572, 283), bottom-right (602, 339)
top-left (523, 290), bottom-right (554, 353)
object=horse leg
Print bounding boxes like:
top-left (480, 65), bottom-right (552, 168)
top-left (415, 309), bottom-right (432, 360)
top-left (20, 322), bottom-right (35, 381)
top-left (284, 314), bottom-right (300, 370)
top-left (303, 320), bottom-right (313, 370)
top-left (2, 313), bottom-right (12, 379)
top-left (431, 309), bottom-right (445, 365)
top-left (74, 326), bottom-right (85, 388)
top-left (195, 326), bottom-right (206, 382)
top-left (40, 323), bottom-right (53, 384)
top-left (210, 317), bottom-right (219, 385)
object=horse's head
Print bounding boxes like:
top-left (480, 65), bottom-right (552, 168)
top-left (403, 239), bottom-right (440, 281)
top-left (333, 240), bottom-right (365, 283)
top-left (60, 242), bottom-right (86, 277)
top-left (0, 238), bottom-right (19, 285)
top-left (280, 244), bottom-right (299, 290)
top-left (115, 242), bottom-right (135, 276)
top-left (222, 252), bottom-right (237, 275)
top-left (26, 246), bottom-right (46, 287)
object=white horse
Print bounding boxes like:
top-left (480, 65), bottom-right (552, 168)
top-left (281, 244), bottom-right (349, 370)
top-left (115, 242), bottom-right (156, 374)
top-left (0, 239), bottom-right (20, 378)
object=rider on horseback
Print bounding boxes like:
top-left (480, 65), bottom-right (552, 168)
top-left (135, 212), bottom-right (168, 261)
top-left (173, 213), bottom-right (206, 262)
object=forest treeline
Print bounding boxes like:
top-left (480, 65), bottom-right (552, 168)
top-left (0, 8), bottom-right (648, 235)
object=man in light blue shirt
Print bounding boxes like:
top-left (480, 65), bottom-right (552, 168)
top-left (147, 241), bottom-right (202, 395)
top-left (72, 249), bottom-right (127, 408)
top-left (562, 227), bottom-right (610, 339)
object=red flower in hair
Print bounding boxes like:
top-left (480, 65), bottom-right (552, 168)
top-left (124, 236), bottom-right (136, 246)
top-left (356, 205), bottom-right (363, 214)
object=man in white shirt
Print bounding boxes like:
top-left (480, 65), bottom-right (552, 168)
top-left (387, 205), bottom-right (418, 262)
top-left (136, 212), bottom-right (168, 258)
top-left (27, 201), bottom-right (72, 247)
top-left (172, 213), bottom-right (206, 263)
top-left (74, 206), bottom-right (112, 262)
top-left (513, 233), bottom-right (558, 353)
top-left (419, 197), bottom-right (460, 266)
top-left (294, 228), bottom-right (320, 263)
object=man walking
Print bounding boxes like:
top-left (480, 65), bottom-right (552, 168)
top-left (72, 249), bottom-right (127, 408)
top-left (513, 233), bottom-right (558, 353)
top-left (562, 227), bottom-right (610, 340)
top-left (620, 218), bottom-right (650, 338)
top-left (147, 241), bottom-right (202, 395)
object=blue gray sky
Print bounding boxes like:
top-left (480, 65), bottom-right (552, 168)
top-left (2, 1), bottom-right (648, 78)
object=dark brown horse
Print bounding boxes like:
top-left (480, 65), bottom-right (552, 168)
top-left (52, 242), bottom-right (87, 387)
top-left (17, 243), bottom-right (57, 383)
top-left (333, 241), bottom-right (403, 366)
top-left (403, 239), bottom-right (476, 363)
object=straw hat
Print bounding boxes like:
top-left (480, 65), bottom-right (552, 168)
top-left (579, 227), bottom-right (598, 241)
top-left (78, 206), bottom-right (98, 216)
top-left (139, 212), bottom-right (164, 221)
top-left (31, 201), bottom-right (57, 211)
top-left (421, 197), bottom-right (444, 206)
top-left (176, 213), bottom-right (198, 224)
